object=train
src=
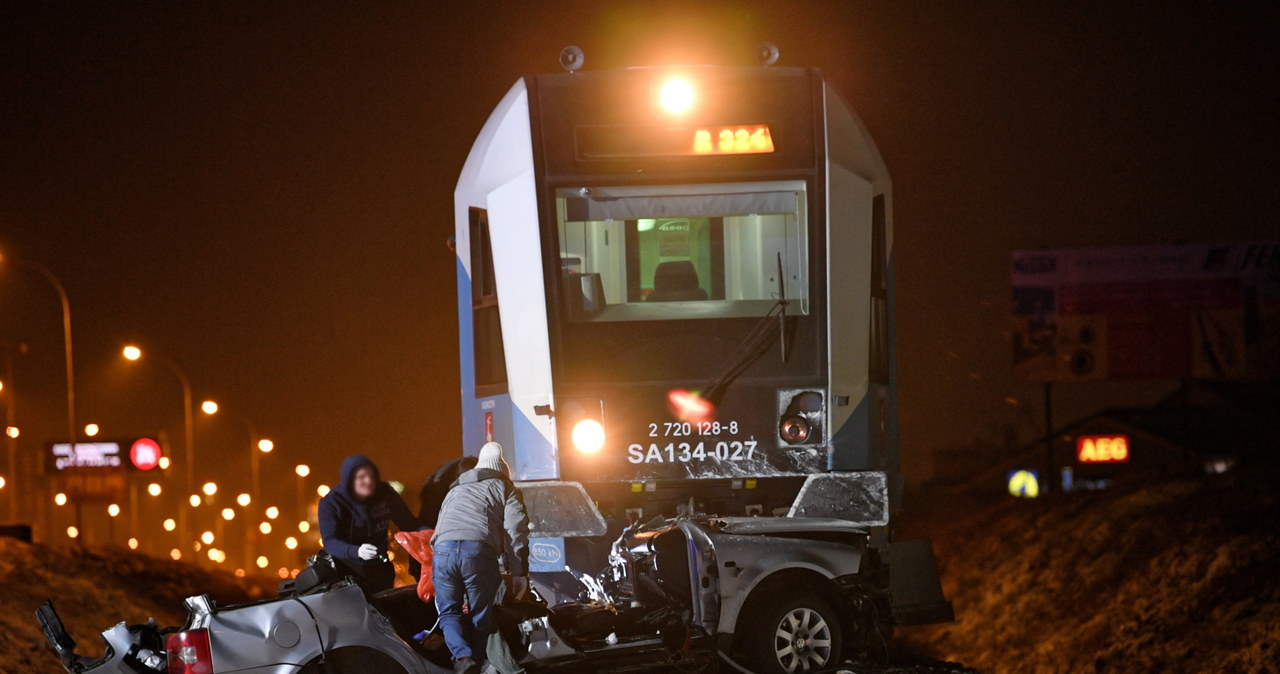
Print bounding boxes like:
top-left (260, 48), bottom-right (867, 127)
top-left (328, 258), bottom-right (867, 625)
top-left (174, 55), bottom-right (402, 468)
top-left (451, 44), bottom-right (951, 641)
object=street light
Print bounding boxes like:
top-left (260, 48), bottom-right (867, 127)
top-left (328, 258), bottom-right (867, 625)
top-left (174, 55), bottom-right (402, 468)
top-left (1, 255), bottom-right (79, 537)
top-left (236, 493), bottom-right (251, 507)
top-left (200, 400), bottom-right (218, 415)
top-left (285, 536), bottom-right (298, 550)
top-left (147, 483), bottom-right (162, 496)
top-left (221, 507), bottom-right (235, 521)
top-left (201, 531), bottom-right (214, 545)
top-left (122, 345), bottom-right (196, 520)
top-left (4, 426), bottom-right (16, 439)
top-left (265, 506), bottom-right (279, 520)
top-left (164, 518), bottom-right (176, 531)
top-left (258, 439), bottom-right (274, 453)
top-left (54, 492), bottom-right (67, 506)
top-left (259, 521), bottom-right (272, 534)
top-left (202, 482), bottom-right (218, 496)
top-left (158, 456), bottom-right (171, 470)
top-left (298, 520), bottom-right (310, 533)
top-left (316, 484), bottom-right (330, 497)
top-left (256, 555), bottom-right (269, 569)
top-left (188, 494), bottom-right (201, 508)
top-left (295, 464), bottom-right (310, 477)
top-left (84, 423), bottom-right (99, 437)
top-left (107, 503), bottom-right (121, 517)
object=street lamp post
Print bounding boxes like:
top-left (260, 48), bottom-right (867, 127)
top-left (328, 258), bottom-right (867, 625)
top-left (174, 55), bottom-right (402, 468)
top-left (123, 346), bottom-right (195, 545)
top-left (2, 255), bottom-right (78, 542)
top-left (201, 400), bottom-right (273, 569)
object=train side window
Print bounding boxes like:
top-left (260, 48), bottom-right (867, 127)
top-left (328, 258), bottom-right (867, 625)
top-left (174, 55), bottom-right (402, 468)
top-left (470, 207), bottom-right (508, 395)
top-left (869, 194), bottom-right (890, 384)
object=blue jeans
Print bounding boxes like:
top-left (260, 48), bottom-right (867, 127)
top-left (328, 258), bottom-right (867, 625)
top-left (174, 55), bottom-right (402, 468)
top-left (433, 540), bottom-right (501, 662)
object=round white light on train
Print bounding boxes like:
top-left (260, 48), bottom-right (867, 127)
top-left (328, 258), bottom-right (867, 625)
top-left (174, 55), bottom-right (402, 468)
top-left (659, 78), bottom-right (695, 115)
top-left (571, 419), bottom-right (606, 454)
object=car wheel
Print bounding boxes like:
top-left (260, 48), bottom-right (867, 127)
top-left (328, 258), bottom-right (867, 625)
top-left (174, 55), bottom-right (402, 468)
top-left (744, 593), bottom-right (844, 674)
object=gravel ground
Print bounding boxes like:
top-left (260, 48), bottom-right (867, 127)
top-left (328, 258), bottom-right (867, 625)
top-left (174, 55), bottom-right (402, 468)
top-left (0, 541), bottom-right (274, 673)
top-left (893, 457), bottom-right (1280, 673)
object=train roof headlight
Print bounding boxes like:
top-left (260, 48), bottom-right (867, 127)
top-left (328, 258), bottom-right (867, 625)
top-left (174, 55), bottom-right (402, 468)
top-left (571, 419), bottom-right (606, 454)
top-left (659, 78), bottom-right (695, 115)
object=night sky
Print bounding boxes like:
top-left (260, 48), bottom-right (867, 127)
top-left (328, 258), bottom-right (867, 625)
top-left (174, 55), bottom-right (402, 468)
top-left (2, 1), bottom-right (1276, 506)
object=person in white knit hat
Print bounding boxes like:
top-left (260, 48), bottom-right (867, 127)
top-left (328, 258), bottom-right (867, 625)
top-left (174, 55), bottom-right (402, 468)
top-left (431, 442), bottom-right (529, 673)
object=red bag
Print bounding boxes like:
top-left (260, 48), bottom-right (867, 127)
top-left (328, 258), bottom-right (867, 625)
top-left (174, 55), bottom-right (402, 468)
top-left (393, 529), bottom-right (435, 603)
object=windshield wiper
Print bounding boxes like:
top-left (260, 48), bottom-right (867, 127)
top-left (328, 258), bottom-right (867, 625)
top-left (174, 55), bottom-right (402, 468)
top-left (702, 252), bottom-right (792, 405)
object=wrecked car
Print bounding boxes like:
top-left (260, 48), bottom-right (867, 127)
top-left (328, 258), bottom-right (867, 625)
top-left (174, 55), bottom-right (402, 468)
top-left (38, 512), bottom-right (895, 674)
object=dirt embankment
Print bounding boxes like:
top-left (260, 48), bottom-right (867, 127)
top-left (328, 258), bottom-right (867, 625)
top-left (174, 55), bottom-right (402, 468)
top-left (0, 540), bottom-right (275, 674)
top-left (894, 459), bottom-right (1280, 673)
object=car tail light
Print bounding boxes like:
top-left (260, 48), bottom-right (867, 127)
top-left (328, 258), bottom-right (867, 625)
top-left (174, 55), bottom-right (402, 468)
top-left (166, 629), bottom-right (213, 674)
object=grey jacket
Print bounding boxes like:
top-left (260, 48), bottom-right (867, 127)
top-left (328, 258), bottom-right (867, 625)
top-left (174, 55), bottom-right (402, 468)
top-left (430, 468), bottom-right (530, 575)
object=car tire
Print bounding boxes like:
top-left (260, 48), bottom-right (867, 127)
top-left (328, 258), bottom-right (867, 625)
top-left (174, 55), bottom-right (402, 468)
top-left (743, 593), bottom-right (844, 674)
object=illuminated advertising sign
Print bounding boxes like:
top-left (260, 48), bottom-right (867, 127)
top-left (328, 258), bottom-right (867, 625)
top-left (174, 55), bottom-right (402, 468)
top-left (1077, 434), bottom-right (1130, 463)
top-left (1011, 241), bottom-right (1280, 382)
top-left (51, 442), bottom-right (123, 470)
top-left (1007, 469), bottom-right (1040, 498)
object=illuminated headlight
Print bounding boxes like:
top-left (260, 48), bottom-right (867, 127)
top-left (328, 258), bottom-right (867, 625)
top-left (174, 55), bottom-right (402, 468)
top-left (571, 419), bottom-right (606, 454)
top-left (779, 416), bottom-right (811, 444)
top-left (659, 78), bottom-right (695, 114)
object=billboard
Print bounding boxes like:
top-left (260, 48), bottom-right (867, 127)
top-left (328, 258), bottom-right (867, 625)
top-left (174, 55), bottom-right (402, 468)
top-left (1012, 242), bottom-right (1280, 382)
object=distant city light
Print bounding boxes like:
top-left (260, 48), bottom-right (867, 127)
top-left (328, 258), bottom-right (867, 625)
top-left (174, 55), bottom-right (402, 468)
top-left (163, 518), bottom-right (177, 531)
top-left (66, 526), bottom-right (79, 539)
top-left (295, 464), bottom-right (310, 478)
top-left (54, 492), bottom-right (67, 506)
top-left (265, 506), bottom-right (280, 520)
top-left (122, 345), bottom-right (142, 361)
top-left (202, 482), bottom-right (218, 496)
top-left (107, 503), bottom-right (121, 517)
top-left (256, 555), bottom-right (269, 569)
top-left (277, 567), bottom-right (289, 579)
top-left (84, 423), bottom-right (99, 437)
top-left (0, 476), bottom-right (5, 490)
top-left (258, 439), bottom-right (274, 453)
top-left (200, 400), bottom-right (219, 415)
top-left (147, 483), bottom-right (162, 496)
top-left (236, 493), bottom-right (251, 507)
top-left (170, 548), bottom-right (182, 560)
top-left (259, 521), bottom-right (272, 534)
top-left (200, 531), bottom-right (214, 545)
top-left (5, 426), bottom-right (18, 439)
top-left (221, 507), bottom-right (235, 521)
top-left (158, 456), bottom-right (171, 470)
top-left (127, 538), bottom-right (139, 550)
top-left (285, 537), bottom-right (298, 550)
top-left (298, 521), bottom-right (310, 533)
top-left (316, 484), bottom-right (330, 497)
top-left (234, 568), bottom-right (245, 578)
top-left (189, 494), bottom-right (201, 507)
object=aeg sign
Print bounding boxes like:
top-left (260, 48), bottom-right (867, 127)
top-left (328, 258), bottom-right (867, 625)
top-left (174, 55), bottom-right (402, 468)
top-left (1077, 435), bottom-right (1130, 464)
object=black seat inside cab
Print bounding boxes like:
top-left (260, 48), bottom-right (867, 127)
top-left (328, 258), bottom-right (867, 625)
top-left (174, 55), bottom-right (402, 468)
top-left (647, 260), bottom-right (708, 302)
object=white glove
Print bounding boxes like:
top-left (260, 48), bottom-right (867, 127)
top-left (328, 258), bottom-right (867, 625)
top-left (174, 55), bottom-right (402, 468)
top-left (357, 543), bottom-right (379, 561)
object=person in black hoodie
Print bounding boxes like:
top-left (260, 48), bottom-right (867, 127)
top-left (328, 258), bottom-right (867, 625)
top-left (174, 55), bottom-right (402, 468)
top-left (318, 454), bottom-right (420, 594)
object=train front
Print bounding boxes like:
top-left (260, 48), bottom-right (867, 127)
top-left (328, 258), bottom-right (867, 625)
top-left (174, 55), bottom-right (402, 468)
top-left (455, 63), bottom-right (897, 528)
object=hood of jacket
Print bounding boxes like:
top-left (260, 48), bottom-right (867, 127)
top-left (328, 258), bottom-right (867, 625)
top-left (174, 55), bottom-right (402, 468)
top-left (337, 454), bottom-right (380, 499)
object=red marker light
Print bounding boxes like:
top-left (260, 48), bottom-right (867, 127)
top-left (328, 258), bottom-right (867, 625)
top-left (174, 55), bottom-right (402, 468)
top-left (667, 389), bottom-right (714, 423)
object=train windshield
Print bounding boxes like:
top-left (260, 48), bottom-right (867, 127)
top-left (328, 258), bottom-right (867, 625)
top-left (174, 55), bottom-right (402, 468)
top-left (555, 181), bottom-right (809, 322)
